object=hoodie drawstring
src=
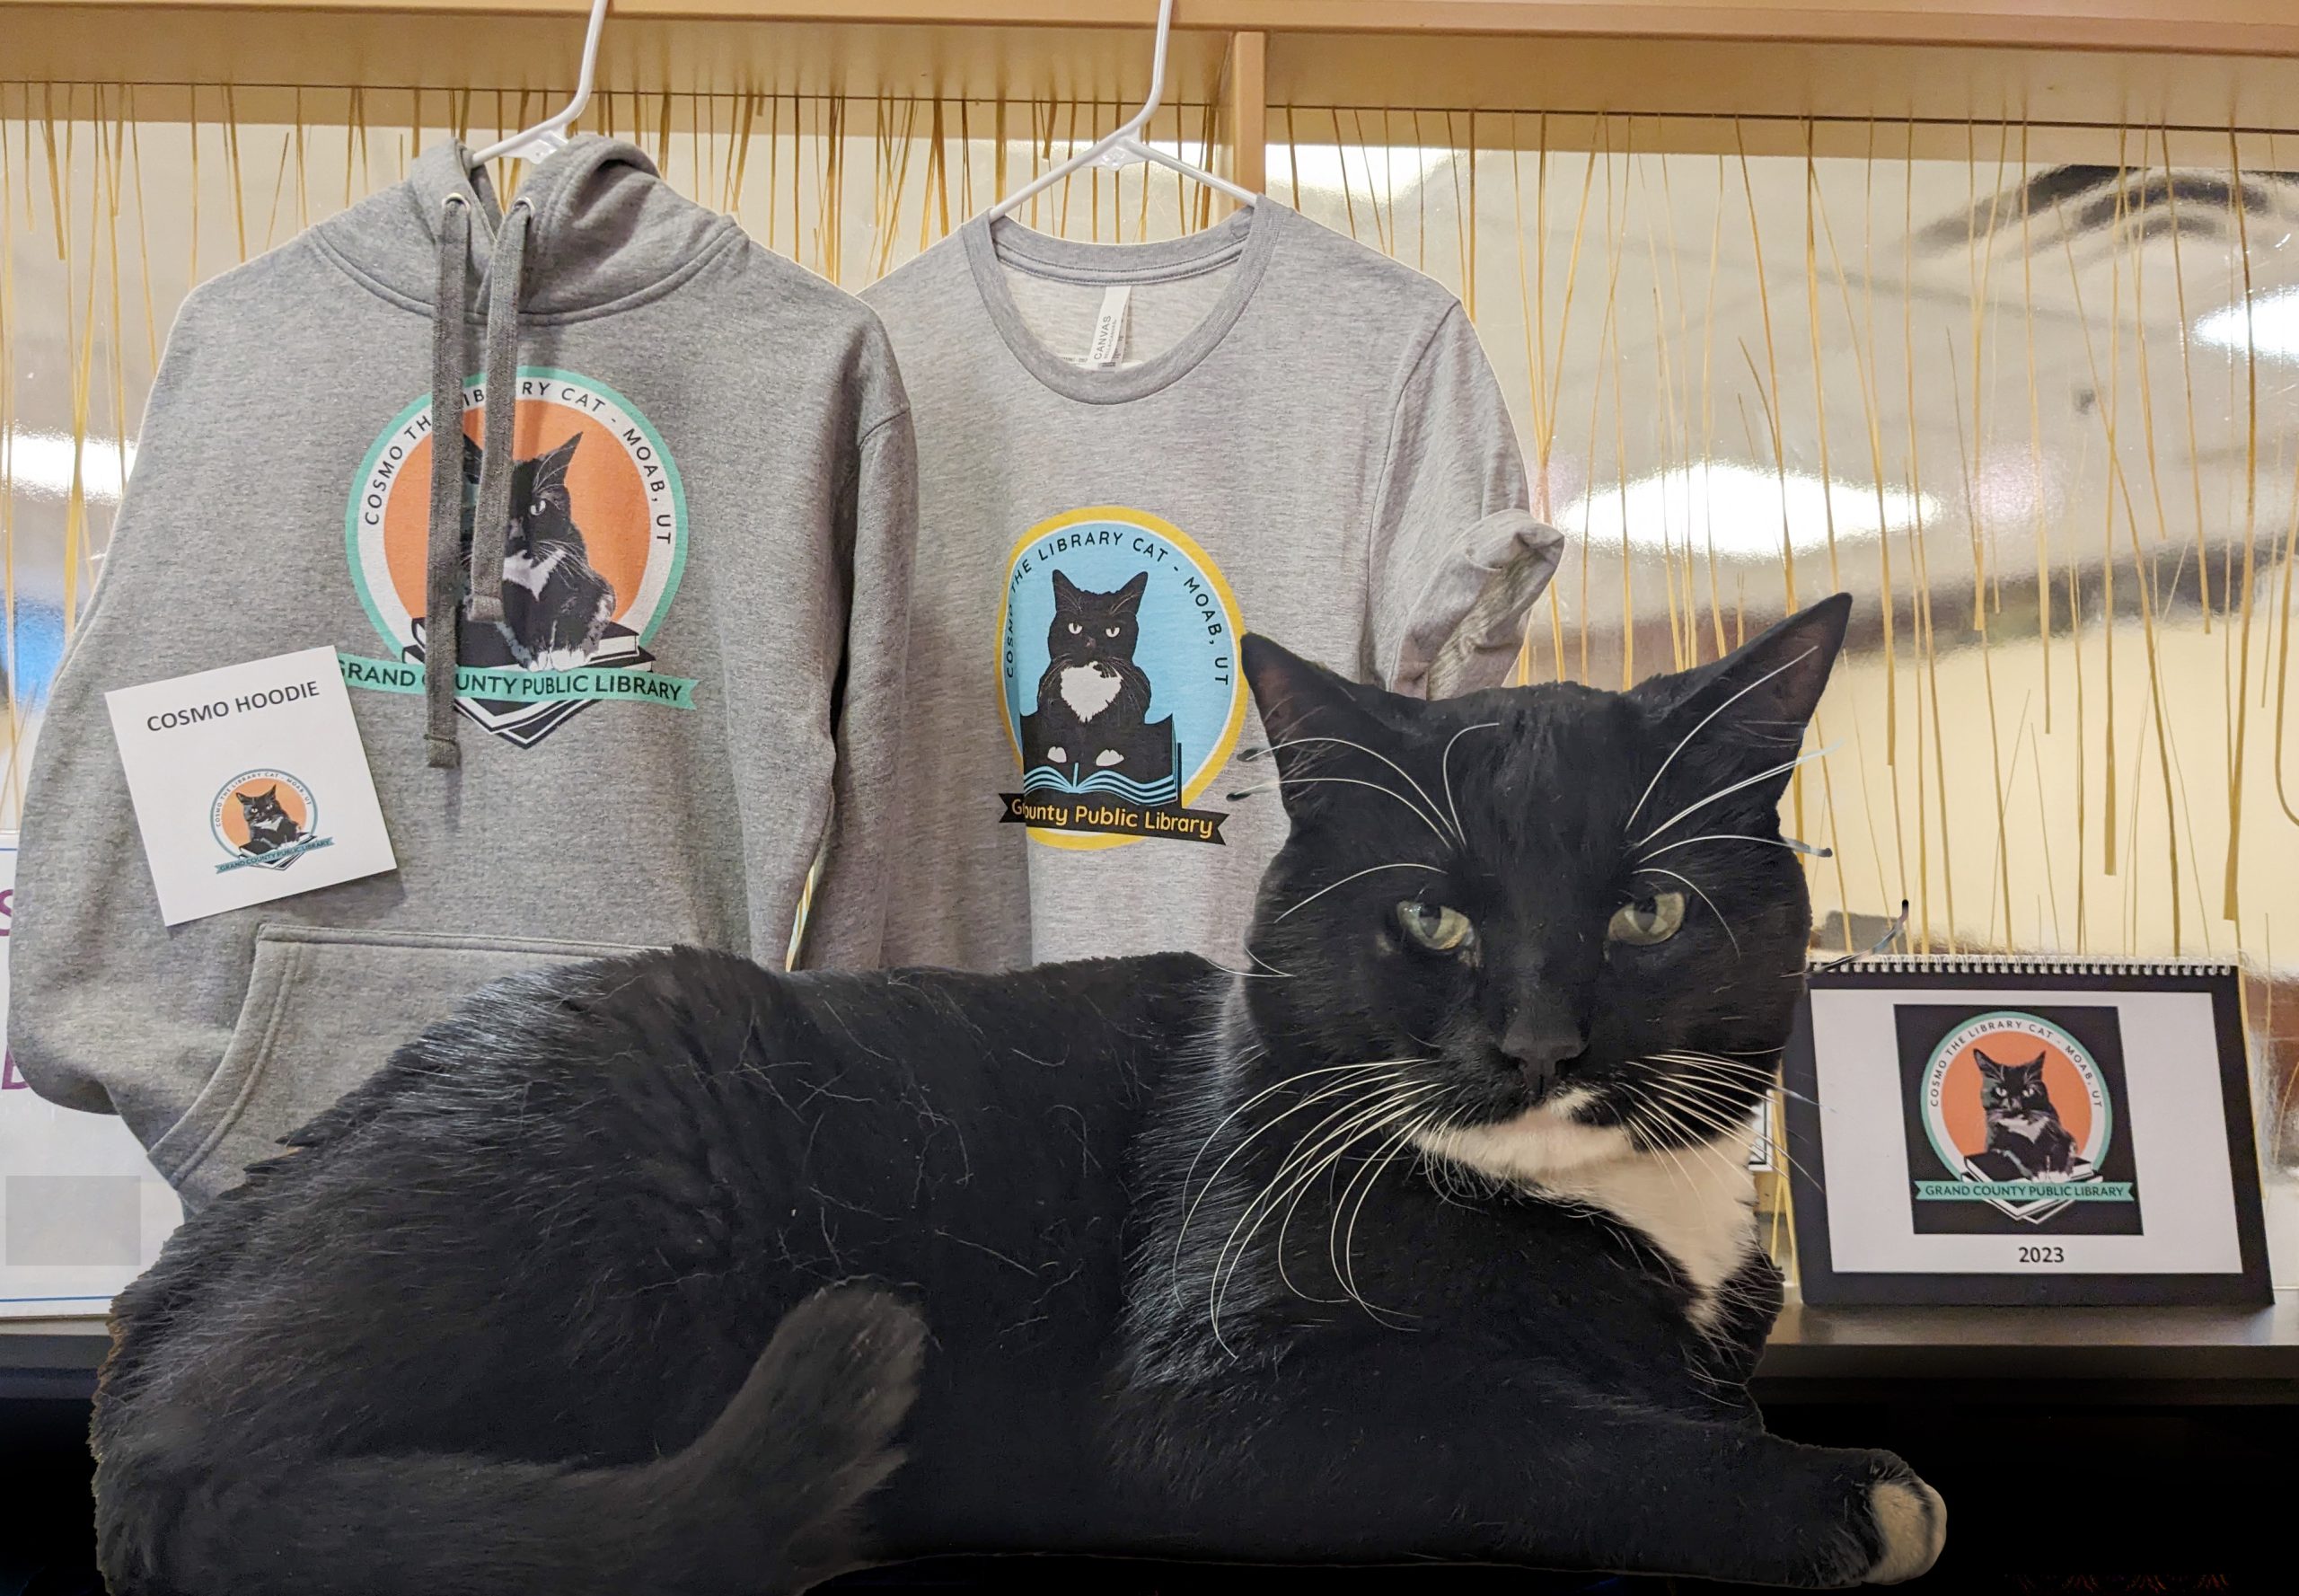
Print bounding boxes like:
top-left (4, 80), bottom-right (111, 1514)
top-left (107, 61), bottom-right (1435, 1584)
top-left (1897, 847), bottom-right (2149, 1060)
top-left (421, 190), bottom-right (534, 770)
top-left (423, 193), bottom-right (471, 769)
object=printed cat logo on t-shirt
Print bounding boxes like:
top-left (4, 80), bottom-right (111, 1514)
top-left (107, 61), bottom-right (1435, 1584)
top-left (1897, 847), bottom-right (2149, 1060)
top-left (341, 367), bottom-right (692, 749)
top-left (996, 507), bottom-right (1245, 848)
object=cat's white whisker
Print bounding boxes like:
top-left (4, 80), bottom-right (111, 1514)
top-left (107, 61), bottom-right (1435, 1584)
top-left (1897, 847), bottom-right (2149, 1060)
top-left (1273, 860), bottom-right (1446, 922)
top-left (1329, 1106), bottom-right (1443, 1319)
top-left (1210, 1078), bottom-right (1425, 1293)
top-left (1228, 774), bottom-right (1458, 849)
top-left (1264, 734), bottom-right (1462, 846)
top-left (1632, 1077), bottom-right (1754, 1150)
top-left (1632, 741), bottom-right (1839, 849)
top-left (1176, 1060), bottom-right (1398, 1213)
top-left (1234, 1084), bottom-right (1441, 1283)
top-left (1170, 1063), bottom-right (1407, 1295)
top-left (1209, 1084), bottom-right (1447, 1348)
top-left (1208, 1092), bottom-right (1400, 1311)
top-left (1272, 1094), bottom-right (1437, 1313)
top-left (1202, 953), bottom-right (1295, 980)
top-left (1628, 866), bottom-right (1740, 957)
top-left (1438, 721), bottom-right (1501, 844)
top-left (1623, 646), bottom-right (1819, 835)
top-left (1628, 1105), bottom-right (1707, 1201)
top-left (1654, 1054), bottom-right (1821, 1113)
top-left (1262, 1086), bottom-right (1431, 1304)
top-left (1637, 1070), bottom-right (1758, 1124)
top-left (1269, 1097), bottom-right (1440, 1327)
top-left (1637, 832), bottom-right (1828, 866)
top-left (1639, 1070), bottom-right (1823, 1186)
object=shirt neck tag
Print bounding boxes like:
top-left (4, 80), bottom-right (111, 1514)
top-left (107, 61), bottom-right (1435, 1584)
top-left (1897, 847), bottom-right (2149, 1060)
top-left (1086, 284), bottom-right (1133, 368)
top-left (104, 646), bottom-right (399, 925)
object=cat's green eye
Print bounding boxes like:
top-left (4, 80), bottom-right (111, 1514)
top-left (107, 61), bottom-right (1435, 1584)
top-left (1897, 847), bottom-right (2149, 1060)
top-left (1396, 900), bottom-right (1475, 954)
top-left (1608, 890), bottom-right (1687, 948)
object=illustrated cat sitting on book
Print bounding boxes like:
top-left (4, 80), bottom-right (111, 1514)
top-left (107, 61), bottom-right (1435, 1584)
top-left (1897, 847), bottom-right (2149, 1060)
top-left (452, 433), bottom-right (619, 671)
top-left (1967, 1051), bottom-right (2088, 1181)
top-left (232, 787), bottom-right (304, 859)
top-left (1019, 569), bottom-right (1179, 802)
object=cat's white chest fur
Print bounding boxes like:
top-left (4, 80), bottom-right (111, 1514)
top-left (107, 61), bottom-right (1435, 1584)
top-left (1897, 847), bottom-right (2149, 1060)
top-left (1413, 1090), bottom-right (1758, 1329)
top-left (499, 545), bottom-right (568, 597)
top-left (1060, 664), bottom-right (1123, 720)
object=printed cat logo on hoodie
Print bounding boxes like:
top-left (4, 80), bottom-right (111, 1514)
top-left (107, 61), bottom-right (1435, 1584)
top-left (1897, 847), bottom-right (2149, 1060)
top-left (343, 367), bottom-right (691, 748)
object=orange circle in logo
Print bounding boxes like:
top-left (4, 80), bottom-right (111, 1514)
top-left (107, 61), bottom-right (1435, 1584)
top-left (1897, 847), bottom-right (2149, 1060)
top-left (380, 399), bottom-right (652, 627)
top-left (1938, 1034), bottom-right (2094, 1158)
top-left (216, 778), bottom-right (310, 849)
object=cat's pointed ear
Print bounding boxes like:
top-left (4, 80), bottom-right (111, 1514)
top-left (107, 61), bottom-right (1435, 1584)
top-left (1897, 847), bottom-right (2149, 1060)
top-left (1242, 634), bottom-right (1402, 821)
top-left (1112, 570), bottom-right (1149, 615)
top-left (460, 435), bottom-right (485, 487)
top-left (533, 433), bottom-right (581, 492)
top-left (1635, 593), bottom-right (1851, 799)
top-left (1052, 569), bottom-right (1083, 606)
top-left (1975, 1050), bottom-right (2003, 1076)
top-left (1652, 593), bottom-right (1851, 735)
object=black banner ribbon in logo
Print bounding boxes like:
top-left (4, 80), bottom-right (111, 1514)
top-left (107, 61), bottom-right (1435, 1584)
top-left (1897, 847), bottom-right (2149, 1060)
top-left (997, 793), bottom-right (1228, 845)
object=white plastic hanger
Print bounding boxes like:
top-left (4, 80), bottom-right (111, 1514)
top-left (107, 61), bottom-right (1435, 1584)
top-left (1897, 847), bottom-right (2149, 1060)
top-left (471, 0), bottom-right (612, 167)
top-left (990, 0), bottom-right (1259, 220)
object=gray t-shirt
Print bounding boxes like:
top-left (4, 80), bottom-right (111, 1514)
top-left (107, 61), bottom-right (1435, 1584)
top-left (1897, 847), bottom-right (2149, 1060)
top-left (863, 200), bottom-right (1559, 971)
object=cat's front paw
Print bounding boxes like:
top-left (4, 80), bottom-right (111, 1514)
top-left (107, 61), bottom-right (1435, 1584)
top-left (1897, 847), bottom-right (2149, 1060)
top-left (1862, 1459), bottom-right (1945, 1583)
top-left (1047, 745), bottom-right (1069, 763)
top-left (1094, 750), bottom-right (1125, 767)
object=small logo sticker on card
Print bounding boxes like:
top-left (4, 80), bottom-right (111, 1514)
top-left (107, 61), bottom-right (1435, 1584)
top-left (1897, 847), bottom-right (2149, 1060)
top-left (105, 648), bottom-right (397, 924)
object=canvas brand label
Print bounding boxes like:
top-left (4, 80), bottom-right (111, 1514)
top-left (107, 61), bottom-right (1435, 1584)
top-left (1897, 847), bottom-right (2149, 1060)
top-left (106, 647), bottom-right (397, 925)
top-left (1086, 284), bottom-right (1132, 367)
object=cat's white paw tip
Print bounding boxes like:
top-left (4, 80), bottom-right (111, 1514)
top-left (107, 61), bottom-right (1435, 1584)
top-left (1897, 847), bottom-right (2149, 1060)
top-left (1094, 750), bottom-right (1124, 767)
top-left (1864, 1471), bottom-right (1945, 1583)
top-left (1047, 746), bottom-right (1068, 763)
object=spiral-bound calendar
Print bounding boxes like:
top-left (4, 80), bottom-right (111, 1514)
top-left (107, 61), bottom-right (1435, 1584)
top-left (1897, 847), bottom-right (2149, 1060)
top-left (1784, 956), bottom-right (2270, 1307)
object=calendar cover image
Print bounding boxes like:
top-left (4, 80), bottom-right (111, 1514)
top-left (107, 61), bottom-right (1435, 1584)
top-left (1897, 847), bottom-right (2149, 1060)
top-left (1894, 1003), bottom-right (2144, 1236)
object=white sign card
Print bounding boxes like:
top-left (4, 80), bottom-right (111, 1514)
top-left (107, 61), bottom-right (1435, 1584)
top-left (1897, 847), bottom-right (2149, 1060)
top-left (105, 647), bottom-right (397, 924)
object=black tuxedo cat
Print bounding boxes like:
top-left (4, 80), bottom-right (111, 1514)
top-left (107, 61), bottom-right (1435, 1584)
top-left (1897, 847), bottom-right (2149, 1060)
top-left (1019, 569), bottom-right (1176, 789)
top-left (93, 596), bottom-right (1942, 1595)
top-left (1972, 1051), bottom-right (2080, 1178)
top-left (456, 433), bottom-right (616, 669)
top-left (231, 787), bottom-right (302, 857)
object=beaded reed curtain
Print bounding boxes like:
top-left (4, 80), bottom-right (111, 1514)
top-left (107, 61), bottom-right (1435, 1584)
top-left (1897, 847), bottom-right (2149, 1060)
top-left (4, 87), bottom-right (2296, 1153)
top-left (0, 84), bottom-right (1231, 821)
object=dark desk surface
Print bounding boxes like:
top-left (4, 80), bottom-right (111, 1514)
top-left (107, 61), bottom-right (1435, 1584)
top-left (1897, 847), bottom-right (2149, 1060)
top-left (10, 1292), bottom-right (2299, 1401)
top-left (1752, 1290), bottom-right (2299, 1402)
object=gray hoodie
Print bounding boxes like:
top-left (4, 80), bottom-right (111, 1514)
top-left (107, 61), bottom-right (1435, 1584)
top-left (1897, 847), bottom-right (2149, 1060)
top-left (8, 137), bottom-right (915, 1205)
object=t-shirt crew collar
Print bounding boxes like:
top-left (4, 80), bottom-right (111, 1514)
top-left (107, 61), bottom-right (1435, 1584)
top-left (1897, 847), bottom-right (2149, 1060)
top-left (960, 200), bottom-right (1286, 405)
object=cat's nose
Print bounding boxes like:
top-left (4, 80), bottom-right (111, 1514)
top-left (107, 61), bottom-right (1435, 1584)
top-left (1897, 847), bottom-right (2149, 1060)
top-left (1500, 1014), bottom-right (1587, 1094)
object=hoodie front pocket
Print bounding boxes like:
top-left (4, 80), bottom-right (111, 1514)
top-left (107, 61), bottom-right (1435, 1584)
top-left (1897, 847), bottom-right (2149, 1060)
top-left (150, 923), bottom-right (656, 1207)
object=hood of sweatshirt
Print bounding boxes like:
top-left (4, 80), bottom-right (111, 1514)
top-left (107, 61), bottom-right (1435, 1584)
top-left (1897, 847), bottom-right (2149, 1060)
top-left (319, 137), bottom-right (736, 317)
top-left (313, 137), bottom-right (746, 768)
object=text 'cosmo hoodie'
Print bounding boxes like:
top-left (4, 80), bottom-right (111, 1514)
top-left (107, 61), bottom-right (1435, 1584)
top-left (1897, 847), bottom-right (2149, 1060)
top-left (10, 137), bottom-right (916, 1205)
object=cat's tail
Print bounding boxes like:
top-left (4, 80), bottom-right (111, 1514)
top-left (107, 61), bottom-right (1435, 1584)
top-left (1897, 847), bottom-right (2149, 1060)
top-left (95, 1284), bottom-right (926, 1596)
